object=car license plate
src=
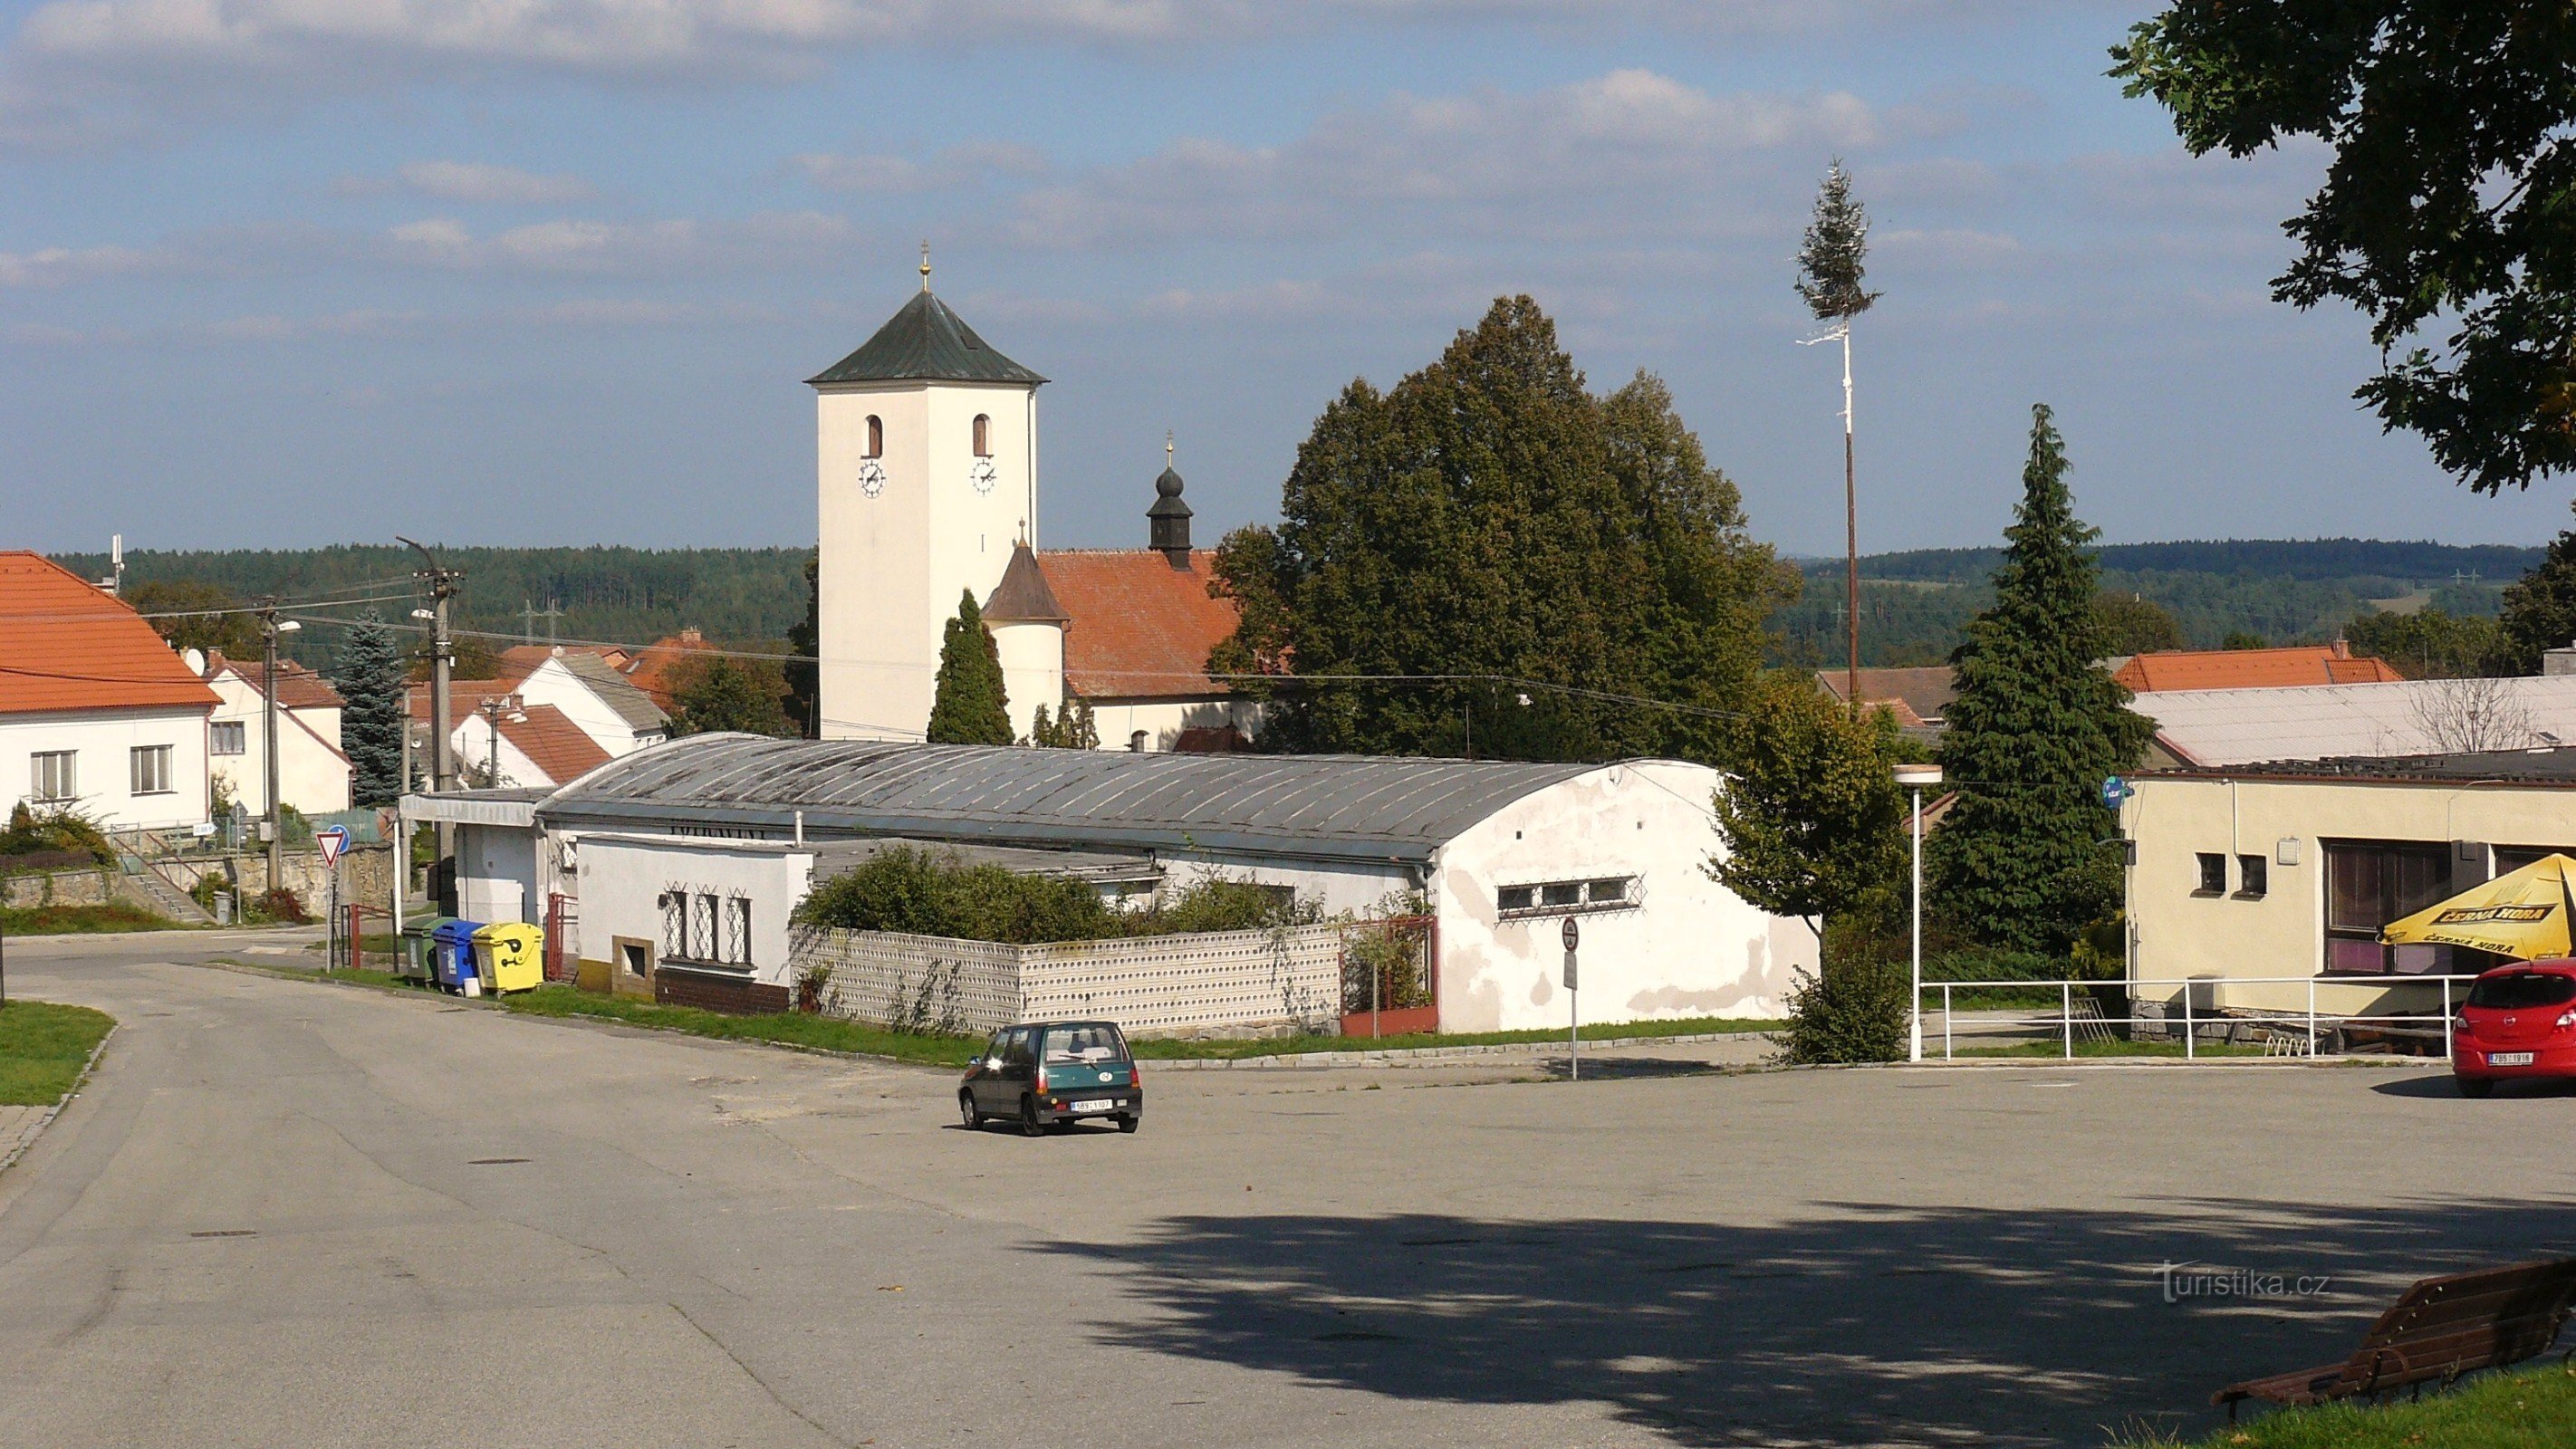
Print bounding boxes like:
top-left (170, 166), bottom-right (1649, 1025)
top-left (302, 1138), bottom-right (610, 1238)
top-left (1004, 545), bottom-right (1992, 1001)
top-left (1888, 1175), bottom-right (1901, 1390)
top-left (1071, 1099), bottom-right (1114, 1113)
top-left (2491, 1052), bottom-right (2535, 1067)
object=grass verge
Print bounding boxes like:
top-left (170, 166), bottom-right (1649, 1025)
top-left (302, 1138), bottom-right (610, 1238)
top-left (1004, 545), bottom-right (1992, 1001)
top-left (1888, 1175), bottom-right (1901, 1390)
top-left (0, 902), bottom-right (190, 935)
top-left (1128, 1015), bottom-right (1774, 1060)
top-left (497, 985), bottom-right (984, 1068)
top-left (2120, 1359), bottom-right (2576, 1447)
top-left (0, 1001), bottom-right (117, 1107)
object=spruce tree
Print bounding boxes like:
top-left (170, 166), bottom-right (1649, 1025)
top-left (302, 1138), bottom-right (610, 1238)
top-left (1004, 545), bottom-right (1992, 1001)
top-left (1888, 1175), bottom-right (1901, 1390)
top-left (926, 590), bottom-right (1012, 745)
top-left (1930, 406), bottom-right (2152, 956)
top-left (2494, 504), bottom-right (2576, 674)
top-left (337, 609), bottom-right (407, 808)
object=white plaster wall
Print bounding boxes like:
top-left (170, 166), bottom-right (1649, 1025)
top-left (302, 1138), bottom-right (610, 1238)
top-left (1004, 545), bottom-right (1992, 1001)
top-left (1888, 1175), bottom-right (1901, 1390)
top-left (1, 705), bottom-right (211, 831)
top-left (205, 673), bottom-right (350, 816)
top-left (817, 378), bottom-right (1036, 742)
top-left (1158, 849), bottom-right (1414, 917)
top-left (1433, 761), bottom-right (1807, 1032)
top-left (449, 720), bottom-right (553, 790)
top-left (509, 658), bottom-right (654, 757)
top-left (1086, 696), bottom-right (1263, 753)
top-left (991, 619), bottom-right (1065, 744)
top-left (2126, 774), bottom-right (2576, 1012)
top-left (457, 821), bottom-right (541, 926)
top-left (575, 836), bottom-right (813, 985)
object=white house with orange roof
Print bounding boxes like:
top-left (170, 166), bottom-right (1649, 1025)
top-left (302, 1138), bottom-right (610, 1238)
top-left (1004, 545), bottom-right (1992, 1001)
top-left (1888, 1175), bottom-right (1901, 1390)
top-left (193, 650), bottom-right (351, 816)
top-left (0, 552), bottom-right (216, 831)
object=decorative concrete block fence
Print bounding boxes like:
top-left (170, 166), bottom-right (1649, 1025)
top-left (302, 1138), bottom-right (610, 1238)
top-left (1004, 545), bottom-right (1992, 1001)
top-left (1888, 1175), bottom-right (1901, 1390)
top-left (793, 922), bottom-right (1345, 1039)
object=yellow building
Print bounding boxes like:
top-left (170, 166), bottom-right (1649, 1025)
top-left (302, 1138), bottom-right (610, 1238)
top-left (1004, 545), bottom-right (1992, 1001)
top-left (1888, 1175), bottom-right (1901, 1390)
top-left (2124, 750), bottom-right (2576, 1022)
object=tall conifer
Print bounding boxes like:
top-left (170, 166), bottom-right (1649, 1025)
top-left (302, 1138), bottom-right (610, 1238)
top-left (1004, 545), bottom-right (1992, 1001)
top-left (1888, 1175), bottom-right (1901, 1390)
top-left (1930, 406), bottom-right (2150, 955)
top-left (338, 610), bottom-right (407, 808)
top-left (926, 590), bottom-right (1013, 745)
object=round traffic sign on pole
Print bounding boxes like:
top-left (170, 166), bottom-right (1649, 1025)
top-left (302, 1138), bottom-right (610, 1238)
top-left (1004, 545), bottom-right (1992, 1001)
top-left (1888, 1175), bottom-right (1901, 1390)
top-left (1561, 916), bottom-right (1580, 952)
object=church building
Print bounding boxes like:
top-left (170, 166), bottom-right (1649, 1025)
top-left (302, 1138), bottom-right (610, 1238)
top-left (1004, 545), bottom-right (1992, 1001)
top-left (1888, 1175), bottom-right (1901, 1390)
top-left (810, 259), bottom-right (1257, 751)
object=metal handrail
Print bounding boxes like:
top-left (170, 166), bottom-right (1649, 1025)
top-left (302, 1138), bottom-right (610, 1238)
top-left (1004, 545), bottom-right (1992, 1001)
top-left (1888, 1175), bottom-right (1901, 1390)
top-left (1918, 973), bottom-right (2484, 1062)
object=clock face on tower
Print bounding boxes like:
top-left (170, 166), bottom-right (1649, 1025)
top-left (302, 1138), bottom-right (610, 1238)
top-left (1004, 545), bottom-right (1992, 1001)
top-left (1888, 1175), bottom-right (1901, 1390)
top-left (857, 459), bottom-right (886, 498)
top-left (967, 458), bottom-right (998, 495)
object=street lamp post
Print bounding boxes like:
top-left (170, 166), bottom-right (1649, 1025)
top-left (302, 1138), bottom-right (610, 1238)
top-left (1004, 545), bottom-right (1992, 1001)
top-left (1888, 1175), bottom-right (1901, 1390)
top-left (1894, 763), bottom-right (1943, 1063)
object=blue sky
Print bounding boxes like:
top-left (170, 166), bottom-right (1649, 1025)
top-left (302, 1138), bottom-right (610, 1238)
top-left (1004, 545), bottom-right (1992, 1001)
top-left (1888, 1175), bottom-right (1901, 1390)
top-left (5, 0), bottom-right (2571, 558)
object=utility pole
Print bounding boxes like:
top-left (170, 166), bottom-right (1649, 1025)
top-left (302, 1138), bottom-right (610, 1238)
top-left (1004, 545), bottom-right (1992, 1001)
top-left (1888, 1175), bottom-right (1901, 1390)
top-left (399, 537), bottom-right (463, 868)
top-left (520, 599), bottom-right (562, 645)
top-left (479, 696), bottom-right (515, 789)
top-left (255, 601), bottom-right (304, 893)
top-left (1841, 324), bottom-right (1859, 712)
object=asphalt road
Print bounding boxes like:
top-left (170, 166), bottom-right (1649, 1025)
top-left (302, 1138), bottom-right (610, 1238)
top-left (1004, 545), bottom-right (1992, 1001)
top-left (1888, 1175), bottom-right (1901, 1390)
top-left (5, 933), bottom-right (2573, 1448)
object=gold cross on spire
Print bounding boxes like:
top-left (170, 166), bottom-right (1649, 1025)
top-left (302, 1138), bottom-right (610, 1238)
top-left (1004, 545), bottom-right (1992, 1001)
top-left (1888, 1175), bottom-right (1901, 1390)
top-left (918, 240), bottom-right (931, 292)
top-left (1166, 429), bottom-right (1175, 465)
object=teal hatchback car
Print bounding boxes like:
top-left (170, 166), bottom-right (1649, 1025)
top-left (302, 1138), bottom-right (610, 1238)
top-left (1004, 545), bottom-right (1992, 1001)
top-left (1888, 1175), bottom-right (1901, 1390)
top-left (960, 1020), bottom-right (1143, 1136)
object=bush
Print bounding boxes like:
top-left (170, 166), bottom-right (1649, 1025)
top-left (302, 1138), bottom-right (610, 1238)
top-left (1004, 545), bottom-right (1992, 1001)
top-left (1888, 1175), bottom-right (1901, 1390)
top-left (793, 846), bottom-right (1312, 945)
top-left (254, 888), bottom-right (311, 926)
top-left (0, 802), bottom-right (118, 868)
top-left (1923, 945), bottom-right (2068, 984)
top-left (1772, 953), bottom-right (1910, 1065)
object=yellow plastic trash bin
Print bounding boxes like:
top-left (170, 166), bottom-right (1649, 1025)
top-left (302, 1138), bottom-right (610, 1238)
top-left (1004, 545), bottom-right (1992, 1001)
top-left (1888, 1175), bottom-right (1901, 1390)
top-left (471, 921), bottom-right (546, 994)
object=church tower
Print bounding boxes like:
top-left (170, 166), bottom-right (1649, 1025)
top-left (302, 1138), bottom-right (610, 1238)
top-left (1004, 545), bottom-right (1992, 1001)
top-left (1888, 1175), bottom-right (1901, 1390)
top-left (809, 253), bottom-right (1045, 741)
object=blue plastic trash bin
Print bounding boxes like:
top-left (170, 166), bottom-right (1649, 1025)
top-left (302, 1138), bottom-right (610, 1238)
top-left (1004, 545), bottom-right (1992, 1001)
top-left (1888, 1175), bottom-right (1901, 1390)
top-left (431, 919), bottom-right (485, 991)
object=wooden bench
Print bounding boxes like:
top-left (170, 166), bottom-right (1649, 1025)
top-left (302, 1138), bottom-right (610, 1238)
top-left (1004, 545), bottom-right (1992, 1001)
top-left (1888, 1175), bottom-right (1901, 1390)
top-left (2214, 1258), bottom-right (2576, 1420)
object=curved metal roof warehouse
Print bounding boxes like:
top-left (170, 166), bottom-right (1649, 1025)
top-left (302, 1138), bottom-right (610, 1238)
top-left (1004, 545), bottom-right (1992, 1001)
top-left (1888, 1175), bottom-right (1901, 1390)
top-left (530, 734), bottom-right (1606, 863)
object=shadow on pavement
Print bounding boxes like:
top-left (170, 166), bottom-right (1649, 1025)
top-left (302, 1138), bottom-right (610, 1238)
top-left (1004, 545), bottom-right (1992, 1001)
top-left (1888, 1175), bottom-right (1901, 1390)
top-left (1040, 1198), bottom-right (2576, 1446)
top-left (2369, 1073), bottom-right (2576, 1099)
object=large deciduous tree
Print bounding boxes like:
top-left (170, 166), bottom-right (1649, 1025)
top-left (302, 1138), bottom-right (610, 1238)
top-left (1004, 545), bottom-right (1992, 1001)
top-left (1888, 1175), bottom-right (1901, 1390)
top-left (2494, 504), bottom-right (2576, 673)
top-left (336, 610), bottom-right (408, 807)
top-left (668, 654), bottom-right (796, 738)
top-left (926, 590), bottom-right (1013, 746)
top-left (1209, 295), bottom-right (1789, 761)
top-left (128, 579), bottom-right (263, 659)
top-left (1709, 668), bottom-right (1908, 945)
top-left (1931, 406), bottom-right (2153, 956)
top-left (2113, 5), bottom-right (2576, 492)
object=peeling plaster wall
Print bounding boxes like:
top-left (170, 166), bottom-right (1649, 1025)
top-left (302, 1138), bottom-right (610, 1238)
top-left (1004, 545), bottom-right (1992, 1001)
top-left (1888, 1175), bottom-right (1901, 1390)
top-left (1431, 761), bottom-right (1807, 1033)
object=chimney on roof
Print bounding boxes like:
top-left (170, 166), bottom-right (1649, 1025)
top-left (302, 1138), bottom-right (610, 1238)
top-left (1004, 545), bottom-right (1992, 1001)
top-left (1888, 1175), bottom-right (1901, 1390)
top-left (1148, 432), bottom-right (1193, 569)
top-left (2331, 638), bottom-right (2350, 659)
top-left (679, 627), bottom-right (702, 646)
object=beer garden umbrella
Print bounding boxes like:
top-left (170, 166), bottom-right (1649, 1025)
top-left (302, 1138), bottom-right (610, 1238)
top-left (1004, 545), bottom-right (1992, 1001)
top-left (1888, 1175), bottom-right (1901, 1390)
top-left (2379, 853), bottom-right (2576, 963)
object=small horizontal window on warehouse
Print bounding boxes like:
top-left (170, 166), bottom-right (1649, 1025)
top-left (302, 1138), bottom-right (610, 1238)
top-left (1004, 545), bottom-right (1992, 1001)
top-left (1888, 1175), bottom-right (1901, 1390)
top-left (1497, 876), bottom-right (1639, 918)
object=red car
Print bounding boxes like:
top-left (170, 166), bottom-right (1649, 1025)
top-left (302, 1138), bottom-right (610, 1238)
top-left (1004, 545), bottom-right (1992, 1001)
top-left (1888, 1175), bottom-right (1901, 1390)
top-left (2453, 962), bottom-right (2576, 1097)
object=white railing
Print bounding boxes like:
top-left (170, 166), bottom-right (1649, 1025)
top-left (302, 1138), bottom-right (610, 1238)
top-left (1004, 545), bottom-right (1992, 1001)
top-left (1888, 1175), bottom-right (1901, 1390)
top-left (1918, 974), bottom-right (2484, 1062)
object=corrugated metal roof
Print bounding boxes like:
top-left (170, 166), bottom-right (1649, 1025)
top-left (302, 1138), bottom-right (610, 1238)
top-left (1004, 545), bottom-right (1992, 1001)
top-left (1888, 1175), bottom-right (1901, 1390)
top-left (2184, 746), bottom-right (2576, 786)
top-left (806, 291), bottom-right (1046, 387)
top-left (533, 734), bottom-right (1605, 862)
top-left (2135, 676), bottom-right (2576, 767)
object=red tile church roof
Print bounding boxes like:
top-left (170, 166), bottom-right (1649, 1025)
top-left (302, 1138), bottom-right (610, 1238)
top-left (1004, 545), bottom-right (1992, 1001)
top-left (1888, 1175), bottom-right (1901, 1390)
top-left (1034, 550), bottom-right (1240, 700)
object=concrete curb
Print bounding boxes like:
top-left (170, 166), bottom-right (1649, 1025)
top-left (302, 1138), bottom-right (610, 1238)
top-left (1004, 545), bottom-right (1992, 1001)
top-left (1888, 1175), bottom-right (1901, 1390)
top-left (1140, 1031), bottom-right (1768, 1070)
top-left (0, 1019), bottom-right (118, 1178)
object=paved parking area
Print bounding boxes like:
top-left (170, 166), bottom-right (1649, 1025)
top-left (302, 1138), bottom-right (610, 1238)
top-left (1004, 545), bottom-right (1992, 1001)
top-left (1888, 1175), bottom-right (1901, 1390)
top-left (4, 933), bottom-right (2571, 1447)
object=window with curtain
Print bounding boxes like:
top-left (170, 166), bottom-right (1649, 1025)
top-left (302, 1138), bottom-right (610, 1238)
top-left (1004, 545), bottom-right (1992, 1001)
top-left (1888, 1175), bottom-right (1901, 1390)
top-left (2324, 840), bottom-right (2453, 974)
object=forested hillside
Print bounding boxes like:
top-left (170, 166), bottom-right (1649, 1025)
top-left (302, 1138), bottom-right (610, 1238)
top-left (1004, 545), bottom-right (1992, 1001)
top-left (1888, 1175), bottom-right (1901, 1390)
top-left (54, 537), bottom-right (2545, 677)
top-left (50, 544), bottom-right (812, 674)
top-left (1771, 539), bottom-right (2536, 667)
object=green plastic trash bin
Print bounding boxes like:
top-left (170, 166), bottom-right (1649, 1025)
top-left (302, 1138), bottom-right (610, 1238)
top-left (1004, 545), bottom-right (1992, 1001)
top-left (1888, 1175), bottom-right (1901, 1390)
top-left (399, 916), bottom-right (455, 985)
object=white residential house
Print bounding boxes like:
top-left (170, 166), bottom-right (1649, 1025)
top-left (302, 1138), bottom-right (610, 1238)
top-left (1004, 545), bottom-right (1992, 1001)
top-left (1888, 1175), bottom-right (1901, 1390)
top-left (495, 645), bottom-right (669, 757)
top-left (195, 650), bottom-right (351, 817)
top-left (1, 552), bottom-right (216, 832)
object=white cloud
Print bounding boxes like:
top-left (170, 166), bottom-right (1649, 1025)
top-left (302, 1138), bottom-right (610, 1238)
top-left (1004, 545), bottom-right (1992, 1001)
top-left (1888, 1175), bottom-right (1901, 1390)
top-left (384, 160), bottom-right (599, 205)
top-left (1014, 69), bottom-right (1892, 248)
top-left (794, 141), bottom-right (1048, 193)
top-left (0, 238), bottom-right (159, 285)
top-left (0, 2), bottom-right (2057, 149)
top-left (381, 209), bottom-right (864, 274)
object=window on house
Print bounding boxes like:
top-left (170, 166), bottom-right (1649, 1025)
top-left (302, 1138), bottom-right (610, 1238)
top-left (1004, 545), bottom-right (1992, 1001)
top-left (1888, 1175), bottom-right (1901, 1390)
top-left (31, 751), bottom-right (74, 802)
top-left (2194, 852), bottom-right (2227, 895)
top-left (2324, 840), bottom-right (2455, 974)
top-left (972, 413), bottom-right (992, 457)
top-left (865, 414), bottom-right (883, 458)
top-left (2235, 852), bottom-right (2267, 898)
top-left (1498, 877), bottom-right (1642, 918)
top-left (130, 744), bottom-right (173, 796)
top-left (659, 892), bottom-right (685, 958)
top-left (209, 721), bottom-right (245, 756)
top-left (690, 891), bottom-right (719, 961)
top-left (720, 896), bottom-right (751, 965)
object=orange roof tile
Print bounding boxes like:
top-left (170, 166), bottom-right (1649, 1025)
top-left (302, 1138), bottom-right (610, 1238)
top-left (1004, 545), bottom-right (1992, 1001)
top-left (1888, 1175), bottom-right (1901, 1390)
top-left (621, 629), bottom-right (717, 712)
top-left (407, 677), bottom-right (521, 724)
top-left (0, 552), bottom-right (219, 716)
top-left (496, 704), bottom-right (612, 785)
top-left (1035, 550), bottom-right (1241, 699)
top-left (2112, 645), bottom-right (2407, 694)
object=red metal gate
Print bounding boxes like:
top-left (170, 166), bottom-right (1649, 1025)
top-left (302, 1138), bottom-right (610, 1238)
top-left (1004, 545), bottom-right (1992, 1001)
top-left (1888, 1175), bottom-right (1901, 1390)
top-left (543, 893), bottom-right (580, 983)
